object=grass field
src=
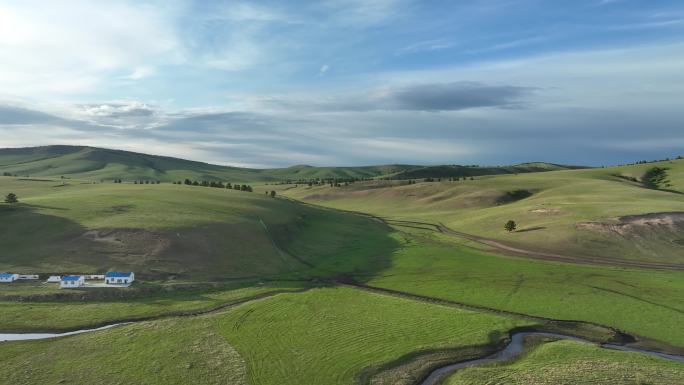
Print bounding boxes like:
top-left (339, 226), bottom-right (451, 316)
top-left (0, 145), bottom-right (580, 183)
top-left (0, 287), bottom-right (533, 385)
top-left (0, 315), bottom-right (249, 385)
top-left (0, 176), bottom-right (396, 280)
top-left (281, 159), bottom-right (684, 264)
top-left (2, 147), bottom-right (683, 384)
top-left (361, 230), bottom-right (684, 348)
top-left (0, 281), bottom-right (304, 332)
top-left (444, 337), bottom-right (684, 385)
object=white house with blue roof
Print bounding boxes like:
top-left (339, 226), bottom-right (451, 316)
top-left (60, 275), bottom-right (85, 288)
top-left (105, 272), bottom-right (135, 285)
top-left (0, 273), bottom-right (18, 283)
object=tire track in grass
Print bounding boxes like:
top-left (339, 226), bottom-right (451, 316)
top-left (282, 196), bottom-right (684, 270)
top-left (259, 218), bottom-right (314, 268)
top-left (586, 285), bottom-right (684, 315)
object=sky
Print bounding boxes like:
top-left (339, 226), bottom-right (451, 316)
top-left (1, 0), bottom-right (683, 168)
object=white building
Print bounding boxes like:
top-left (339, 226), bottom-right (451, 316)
top-left (0, 273), bottom-right (18, 283)
top-left (60, 275), bottom-right (85, 288)
top-left (86, 274), bottom-right (105, 280)
top-left (17, 274), bottom-right (39, 280)
top-left (46, 276), bottom-right (61, 283)
top-left (105, 272), bottom-right (135, 285)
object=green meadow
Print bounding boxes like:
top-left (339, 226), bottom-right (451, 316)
top-left (0, 287), bottom-right (532, 385)
top-left (281, 159), bottom-right (684, 265)
top-left (363, 230), bottom-right (684, 348)
top-left (444, 338), bottom-right (684, 385)
top-left (1, 149), bottom-right (683, 384)
top-left (0, 176), bottom-right (396, 280)
top-left (0, 281), bottom-right (304, 332)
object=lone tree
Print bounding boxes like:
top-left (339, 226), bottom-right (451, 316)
top-left (270, 190), bottom-right (276, 198)
top-left (4, 192), bottom-right (18, 204)
top-left (643, 167), bottom-right (671, 189)
top-left (504, 220), bottom-right (517, 232)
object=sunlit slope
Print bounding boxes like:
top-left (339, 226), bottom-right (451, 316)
top-left (0, 287), bottom-right (531, 385)
top-left (0, 146), bottom-right (417, 182)
top-left (444, 338), bottom-right (684, 385)
top-left (0, 146), bottom-right (582, 182)
top-left (282, 159), bottom-right (684, 264)
top-left (0, 177), bottom-right (396, 279)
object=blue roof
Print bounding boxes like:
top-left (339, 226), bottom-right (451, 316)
top-left (62, 275), bottom-right (82, 281)
top-left (0, 273), bottom-right (16, 278)
top-left (105, 272), bottom-right (133, 278)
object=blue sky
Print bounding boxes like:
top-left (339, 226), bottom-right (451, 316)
top-left (1, 0), bottom-right (683, 167)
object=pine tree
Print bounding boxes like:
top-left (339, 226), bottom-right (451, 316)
top-left (4, 192), bottom-right (18, 204)
top-left (505, 220), bottom-right (517, 232)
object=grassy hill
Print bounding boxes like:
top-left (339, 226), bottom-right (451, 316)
top-left (0, 145), bottom-right (581, 183)
top-left (279, 159), bottom-right (684, 265)
top-left (444, 337), bottom-right (684, 385)
top-left (387, 162), bottom-right (585, 180)
top-left (0, 176), bottom-right (396, 280)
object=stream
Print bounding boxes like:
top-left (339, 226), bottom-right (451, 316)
top-left (0, 323), bottom-right (129, 342)
top-left (420, 332), bottom-right (684, 385)
top-left (2, 326), bottom-right (684, 384)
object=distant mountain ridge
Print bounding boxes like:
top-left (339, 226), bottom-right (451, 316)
top-left (0, 145), bottom-right (587, 182)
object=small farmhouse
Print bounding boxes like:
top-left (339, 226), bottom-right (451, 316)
top-left (46, 276), bottom-right (61, 283)
top-left (60, 275), bottom-right (85, 288)
top-left (0, 273), bottom-right (18, 283)
top-left (18, 274), bottom-right (39, 280)
top-left (105, 272), bottom-right (135, 285)
top-left (86, 274), bottom-right (105, 280)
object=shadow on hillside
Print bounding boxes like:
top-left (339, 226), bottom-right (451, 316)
top-left (0, 204), bottom-right (88, 268)
top-left (23, 203), bottom-right (71, 211)
top-left (516, 226), bottom-right (546, 233)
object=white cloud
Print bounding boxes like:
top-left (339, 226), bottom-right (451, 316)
top-left (0, 1), bottom-right (178, 97)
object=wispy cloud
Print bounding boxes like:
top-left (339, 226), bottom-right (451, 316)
top-left (2, 0), bottom-right (684, 166)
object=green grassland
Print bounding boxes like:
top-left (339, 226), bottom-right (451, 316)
top-left (281, 159), bottom-right (684, 264)
top-left (2, 147), bottom-right (683, 384)
top-left (0, 315), bottom-right (249, 385)
top-left (0, 145), bottom-right (420, 182)
top-left (0, 287), bottom-right (533, 385)
top-left (0, 176), bottom-right (397, 280)
top-left (0, 281), bottom-right (304, 332)
top-left (444, 338), bottom-right (684, 385)
top-left (0, 145), bottom-right (579, 183)
top-left (360, 230), bottom-right (684, 348)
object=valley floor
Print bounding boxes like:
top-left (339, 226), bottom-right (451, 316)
top-left (1, 169), bottom-right (684, 384)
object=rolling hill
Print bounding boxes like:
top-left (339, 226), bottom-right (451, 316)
top-left (280, 158), bottom-right (684, 266)
top-left (0, 145), bottom-right (582, 182)
top-left (0, 176), bottom-right (396, 280)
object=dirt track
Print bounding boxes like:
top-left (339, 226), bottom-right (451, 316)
top-left (281, 196), bottom-right (684, 271)
top-left (383, 218), bottom-right (684, 271)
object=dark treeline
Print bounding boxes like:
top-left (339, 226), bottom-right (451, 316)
top-left (175, 179), bottom-right (253, 192)
top-left (614, 155), bottom-right (683, 167)
top-left (269, 177), bottom-right (370, 187)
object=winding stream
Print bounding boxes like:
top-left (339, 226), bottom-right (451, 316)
top-left (420, 332), bottom-right (684, 385)
top-left (0, 323), bottom-right (129, 342)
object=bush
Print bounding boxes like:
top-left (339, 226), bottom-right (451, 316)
top-left (643, 167), bottom-right (670, 189)
top-left (4, 192), bottom-right (18, 204)
top-left (504, 220), bottom-right (517, 232)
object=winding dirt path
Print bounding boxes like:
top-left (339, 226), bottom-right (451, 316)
top-left (283, 195), bottom-right (684, 270)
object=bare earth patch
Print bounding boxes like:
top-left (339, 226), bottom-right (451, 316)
top-left (530, 208), bottom-right (563, 215)
top-left (577, 212), bottom-right (684, 237)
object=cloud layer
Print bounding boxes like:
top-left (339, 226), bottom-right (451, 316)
top-left (1, 0), bottom-right (684, 167)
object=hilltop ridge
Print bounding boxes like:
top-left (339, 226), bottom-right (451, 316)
top-left (0, 145), bottom-right (585, 182)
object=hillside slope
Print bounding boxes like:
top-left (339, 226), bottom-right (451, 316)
top-left (0, 177), bottom-right (396, 280)
top-left (280, 159), bottom-right (684, 265)
top-left (387, 162), bottom-right (585, 179)
top-left (0, 146), bottom-right (582, 182)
